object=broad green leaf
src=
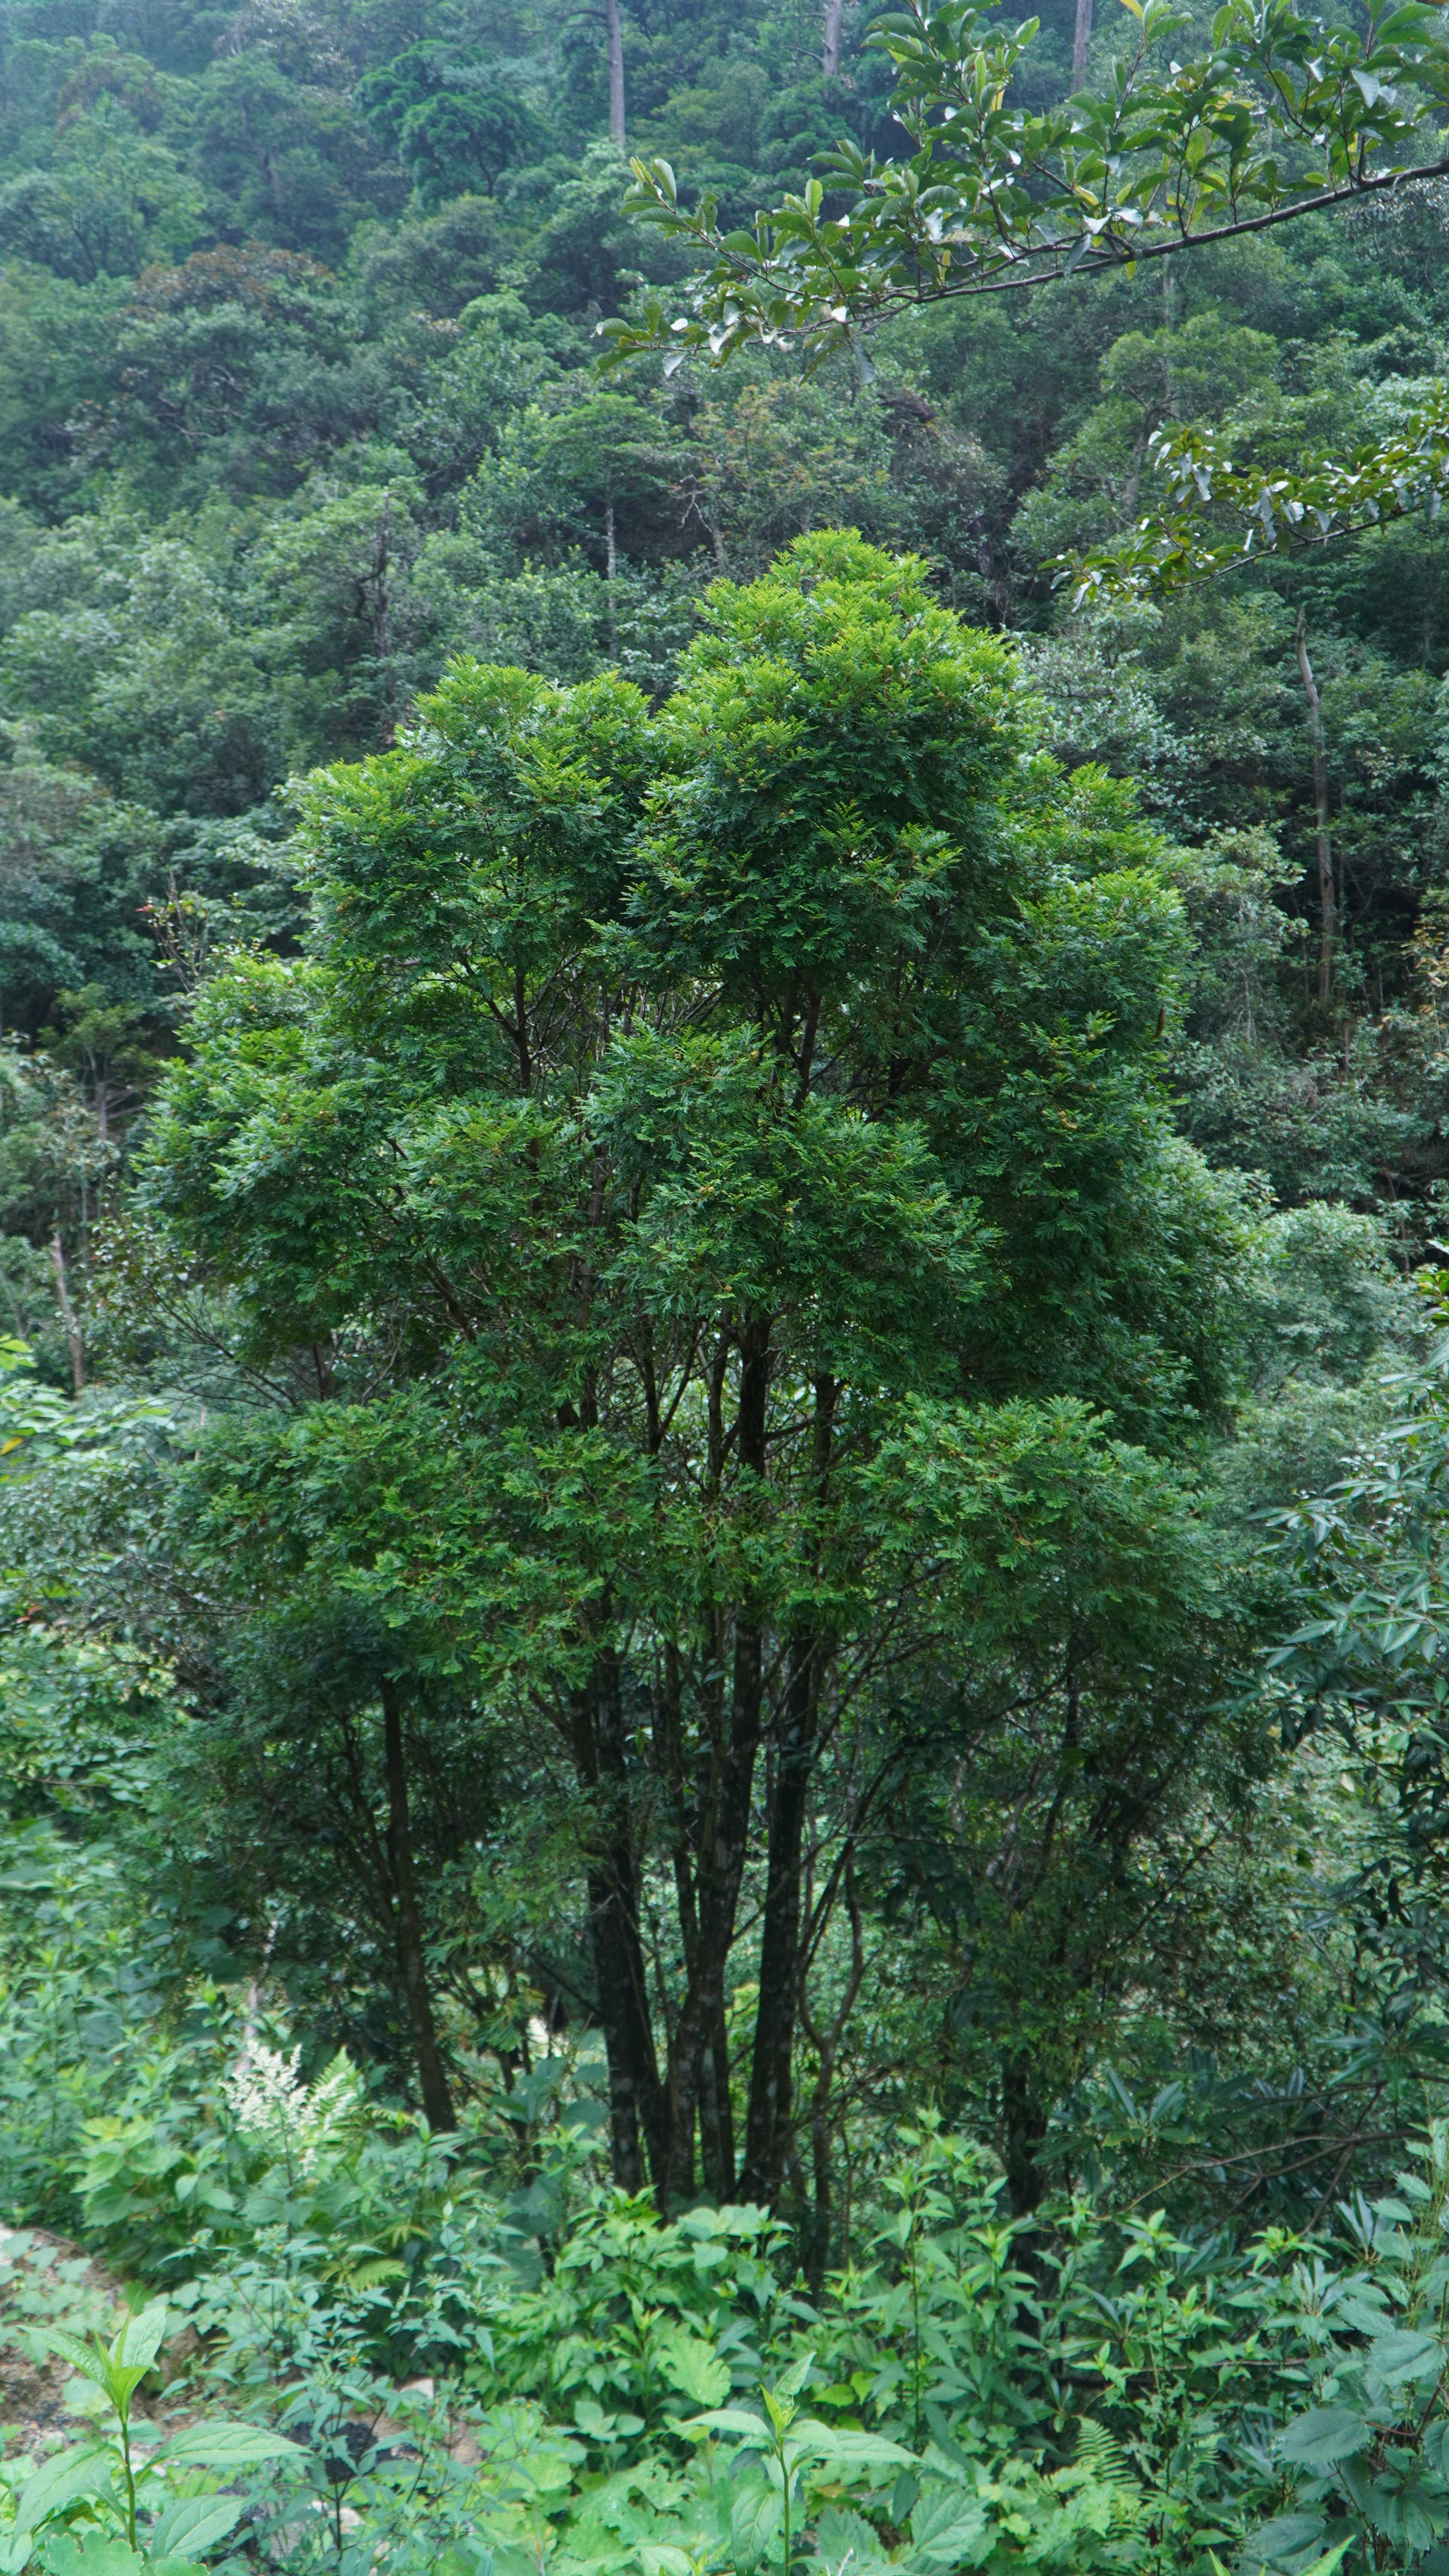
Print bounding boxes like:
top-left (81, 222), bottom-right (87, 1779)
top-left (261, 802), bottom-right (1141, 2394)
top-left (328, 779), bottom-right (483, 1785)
top-left (152, 2422), bottom-right (302, 2469)
top-left (684, 2408), bottom-right (769, 2444)
top-left (1367, 2328), bottom-right (1444, 2384)
top-left (1280, 2407), bottom-right (1372, 2467)
top-left (822, 2428), bottom-right (916, 2474)
top-left (730, 2482), bottom-right (782, 2571)
top-left (817, 2506), bottom-right (888, 2567)
top-left (1244, 2515), bottom-right (1329, 2571)
top-left (146, 2496), bottom-right (243, 2558)
top-left (658, 2330), bottom-right (730, 2409)
top-left (15, 2449), bottom-right (114, 2536)
top-left (912, 2482), bottom-right (990, 2558)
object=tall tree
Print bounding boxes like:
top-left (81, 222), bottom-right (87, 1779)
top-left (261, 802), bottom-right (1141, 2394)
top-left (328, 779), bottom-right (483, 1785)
top-left (145, 537), bottom-right (1252, 2198)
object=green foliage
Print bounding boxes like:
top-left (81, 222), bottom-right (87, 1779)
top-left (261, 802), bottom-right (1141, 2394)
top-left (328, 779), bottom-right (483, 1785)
top-left (0, 2297), bottom-right (299, 2574)
top-left (608, 0), bottom-right (1449, 365)
top-left (9, 15), bottom-right (1449, 2576)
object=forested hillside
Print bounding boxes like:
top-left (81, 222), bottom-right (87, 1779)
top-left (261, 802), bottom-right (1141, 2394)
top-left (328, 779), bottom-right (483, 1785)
top-left (6, 0), bottom-right (1449, 2568)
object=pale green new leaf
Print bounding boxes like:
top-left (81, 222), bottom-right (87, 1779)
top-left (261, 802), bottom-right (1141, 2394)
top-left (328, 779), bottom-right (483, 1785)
top-left (107, 2306), bottom-right (167, 2378)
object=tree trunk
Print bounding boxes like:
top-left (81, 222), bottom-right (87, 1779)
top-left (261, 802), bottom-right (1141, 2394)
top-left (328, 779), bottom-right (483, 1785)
top-left (1072, 0), bottom-right (1093, 80)
top-left (48, 1232), bottom-right (84, 1396)
top-left (739, 1375), bottom-right (834, 2205)
top-left (661, 1316), bottom-right (772, 2200)
top-left (380, 1679), bottom-right (457, 2131)
top-left (738, 1637), bottom-right (816, 2201)
top-left (822, 0), bottom-right (844, 77)
top-left (604, 0), bottom-right (626, 148)
top-left (698, 2002), bottom-right (736, 2196)
top-left (1294, 608), bottom-right (1335, 1009)
top-left (798, 1856), bottom-right (863, 2290)
top-left (576, 1647), bottom-right (669, 2190)
top-left (1001, 2050), bottom-right (1047, 2216)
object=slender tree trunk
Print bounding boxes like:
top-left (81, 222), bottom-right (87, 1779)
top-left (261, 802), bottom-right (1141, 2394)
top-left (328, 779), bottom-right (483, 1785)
top-left (1294, 608), bottom-right (1335, 1009)
top-left (575, 1650), bottom-right (669, 2190)
top-left (1072, 0), bottom-right (1093, 80)
top-left (661, 1317), bottom-right (772, 2200)
top-left (738, 1638), bottom-right (817, 2201)
top-left (798, 1856), bottom-right (863, 2290)
top-left (605, 499), bottom-right (618, 654)
top-left (380, 1680), bottom-right (456, 2131)
top-left (48, 1231), bottom-right (84, 1395)
top-left (604, 0), bottom-right (626, 148)
top-left (822, 0), bottom-right (844, 77)
top-left (698, 2002), bottom-right (736, 2196)
top-left (739, 1375), bottom-right (835, 2205)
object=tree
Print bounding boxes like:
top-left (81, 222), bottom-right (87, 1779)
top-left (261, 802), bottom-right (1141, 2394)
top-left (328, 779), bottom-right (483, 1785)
top-left (600, 0), bottom-right (1449, 371)
top-left (144, 535), bottom-right (1252, 2196)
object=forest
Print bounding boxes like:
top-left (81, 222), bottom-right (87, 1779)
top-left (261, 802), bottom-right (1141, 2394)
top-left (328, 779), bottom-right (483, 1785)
top-left (5, 0), bottom-right (1449, 2563)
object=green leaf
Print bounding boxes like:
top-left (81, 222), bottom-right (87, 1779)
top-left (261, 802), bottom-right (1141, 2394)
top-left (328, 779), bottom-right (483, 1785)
top-left (1300, 2547), bottom-right (1353, 2576)
top-left (1280, 2406), bottom-right (1373, 2467)
top-left (1244, 2516), bottom-right (1329, 2572)
top-left (146, 2497), bottom-right (243, 2558)
top-left (657, 2329), bottom-right (730, 2409)
top-left (108, 2307), bottom-right (167, 2379)
top-left (683, 2407), bottom-right (769, 2443)
top-left (730, 2482), bottom-right (782, 2572)
top-left (38, 2543), bottom-right (142, 2576)
top-left (817, 2506), bottom-right (888, 2566)
top-left (1368, 2328), bottom-right (1445, 2384)
top-left (821, 2428), bottom-right (917, 2476)
top-left (40, 2337), bottom-right (113, 2400)
top-left (911, 2482), bottom-right (991, 2564)
top-left (15, 2449), bottom-right (114, 2536)
top-left (152, 2423), bottom-right (303, 2469)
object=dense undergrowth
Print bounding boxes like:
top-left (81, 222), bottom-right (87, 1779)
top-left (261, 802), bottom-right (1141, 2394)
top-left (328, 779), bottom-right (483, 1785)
top-left (5, 1850), bottom-right (1449, 2576)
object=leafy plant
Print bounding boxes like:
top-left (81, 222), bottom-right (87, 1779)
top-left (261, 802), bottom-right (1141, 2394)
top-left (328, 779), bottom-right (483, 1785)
top-left (0, 2300), bottom-right (299, 2576)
